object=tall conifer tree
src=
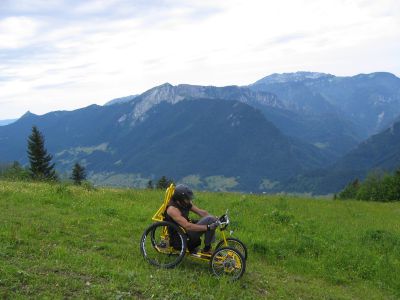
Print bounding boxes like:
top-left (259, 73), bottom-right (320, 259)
top-left (27, 126), bottom-right (57, 180)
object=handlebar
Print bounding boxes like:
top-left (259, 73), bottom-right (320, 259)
top-left (217, 209), bottom-right (230, 229)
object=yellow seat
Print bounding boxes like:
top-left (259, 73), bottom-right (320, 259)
top-left (152, 183), bottom-right (175, 222)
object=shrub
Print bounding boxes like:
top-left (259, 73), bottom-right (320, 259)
top-left (356, 171), bottom-right (385, 201)
top-left (338, 179), bottom-right (360, 199)
top-left (337, 168), bottom-right (400, 202)
top-left (0, 161), bottom-right (30, 181)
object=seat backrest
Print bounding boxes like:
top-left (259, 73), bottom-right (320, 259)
top-left (152, 183), bottom-right (175, 221)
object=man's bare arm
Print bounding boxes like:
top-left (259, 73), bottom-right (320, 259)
top-left (167, 206), bottom-right (208, 232)
top-left (190, 204), bottom-right (209, 218)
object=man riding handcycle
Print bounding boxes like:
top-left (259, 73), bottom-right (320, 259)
top-left (140, 184), bottom-right (247, 280)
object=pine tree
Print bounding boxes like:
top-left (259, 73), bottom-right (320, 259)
top-left (27, 126), bottom-right (57, 181)
top-left (71, 163), bottom-right (86, 185)
top-left (156, 176), bottom-right (173, 189)
top-left (147, 180), bottom-right (154, 189)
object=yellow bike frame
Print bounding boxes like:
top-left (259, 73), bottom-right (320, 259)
top-left (151, 184), bottom-right (229, 261)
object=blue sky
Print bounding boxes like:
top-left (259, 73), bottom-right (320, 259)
top-left (0, 0), bottom-right (399, 119)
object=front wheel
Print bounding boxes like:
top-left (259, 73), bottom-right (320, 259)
top-left (215, 237), bottom-right (248, 260)
top-left (210, 246), bottom-right (246, 280)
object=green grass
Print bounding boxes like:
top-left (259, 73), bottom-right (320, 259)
top-left (0, 181), bottom-right (399, 299)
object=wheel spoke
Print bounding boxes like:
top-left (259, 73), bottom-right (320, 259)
top-left (140, 221), bottom-right (186, 268)
top-left (210, 247), bottom-right (245, 280)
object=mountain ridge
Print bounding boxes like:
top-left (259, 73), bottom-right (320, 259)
top-left (0, 98), bottom-right (330, 191)
top-left (250, 71), bottom-right (400, 137)
top-left (2, 71), bottom-right (400, 193)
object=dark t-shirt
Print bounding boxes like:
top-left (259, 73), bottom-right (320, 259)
top-left (164, 199), bottom-right (192, 249)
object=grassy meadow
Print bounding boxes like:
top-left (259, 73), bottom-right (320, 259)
top-left (0, 181), bottom-right (399, 299)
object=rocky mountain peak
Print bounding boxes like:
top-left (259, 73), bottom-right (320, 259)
top-left (19, 111), bottom-right (38, 120)
top-left (126, 83), bottom-right (283, 125)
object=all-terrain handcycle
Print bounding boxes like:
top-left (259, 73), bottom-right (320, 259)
top-left (140, 184), bottom-right (247, 280)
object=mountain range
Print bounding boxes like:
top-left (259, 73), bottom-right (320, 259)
top-left (1, 71), bottom-right (399, 193)
top-left (282, 117), bottom-right (400, 194)
top-left (0, 119), bottom-right (17, 126)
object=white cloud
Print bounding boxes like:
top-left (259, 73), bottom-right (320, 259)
top-left (0, 0), bottom-right (399, 119)
top-left (0, 17), bottom-right (43, 49)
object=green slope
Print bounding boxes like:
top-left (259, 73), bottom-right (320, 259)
top-left (0, 181), bottom-right (399, 299)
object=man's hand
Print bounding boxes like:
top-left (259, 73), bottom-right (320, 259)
top-left (207, 221), bottom-right (220, 231)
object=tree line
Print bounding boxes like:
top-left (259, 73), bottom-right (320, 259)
top-left (1, 125), bottom-right (174, 189)
top-left (336, 169), bottom-right (400, 202)
top-left (0, 126), bottom-right (86, 185)
top-left (146, 176), bottom-right (174, 190)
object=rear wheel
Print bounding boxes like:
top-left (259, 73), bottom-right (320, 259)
top-left (140, 221), bottom-right (187, 268)
top-left (210, 246), bottom-right (246, 280)
top-left (215, 238), bottom-right (248, 260)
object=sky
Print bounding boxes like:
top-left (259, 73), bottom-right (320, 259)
top-left (0, 0), bottom-right (399, 120)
